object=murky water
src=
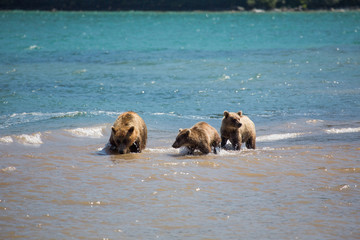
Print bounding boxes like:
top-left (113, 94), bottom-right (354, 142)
top-left (1, 127), bottom-right (359, 239)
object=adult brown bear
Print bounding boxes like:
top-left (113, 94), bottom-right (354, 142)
top-left (109, 111), bottom-right (147, 154)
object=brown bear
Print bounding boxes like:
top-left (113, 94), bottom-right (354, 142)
top-left (172, 121), bottom-right (221, 154)
top-left (109, 111), bottom-right (147, 154)
top-left (220, 111), bottom-right (256, 150)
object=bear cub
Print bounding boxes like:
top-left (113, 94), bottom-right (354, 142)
top-left (172, 121), bottom-right (221, 154)
top-left (220, 111), bottom-right (256, 150)
top-left (109, 111), bottom-right (147, 154)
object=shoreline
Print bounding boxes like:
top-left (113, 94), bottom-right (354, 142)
top-left (1, 120), bottom-right (360, 149)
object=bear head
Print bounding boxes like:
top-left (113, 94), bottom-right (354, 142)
top-left (172, 128), bottom-right (191, 149)
top-left (111, 126), bottom-right (137, 154)
top-left (223, 111), bottom-right (243, 129)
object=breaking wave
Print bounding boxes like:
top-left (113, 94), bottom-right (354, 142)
top-left (0, 111), bottom-right (121, 129)
top-left (0, 136), bottom-right (14, 143)
top-left (257, 133), bottom-right (306, 142)
top-left (1, 166), bottom-right (16, 172)
top-left (65, 125), bottom-right (107, 138)
top-left (325, 127), bottom-right (360, 134)
top-left (15, 133), bottom-right (43, 145)
top-left (151, 112), bottom-right (210, 120)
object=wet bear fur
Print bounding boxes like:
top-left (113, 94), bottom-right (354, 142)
top-left (172, 121), bottom-right (221, 154)
top-left (220, 111), bottom-right (256, 150)
top-left (109, 111), bottom-right (147, 154)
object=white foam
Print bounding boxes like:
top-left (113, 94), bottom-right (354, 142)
top-left (306, 119), bottom-right (324, 124)
top-left (147, 147), bottom-right (220, 155)
top-left (325, 127), bottom-right (360, 134)
top-left (90, 111), bottom-right (121, 117)
top-left (257, 132), bottom-right (305, 142)
top-left (146, 148), bottom-right (177, 154)
top-left (1, 111), bottom-right (122, 129)
top-left (150, 112), bottom-right (208, 120)
top-left (0, 136), bottom-right (13, 143)
top-left (217, 149), bottom-right (238, 156)
top-left (153, 112), bottom-right (171, 116)
top-left (73, 69), bottom-right (87, 74)
top-left (218, 74), bottom-right (231, 81)
top-left (15, 133), bottom-right (43, 145)
top-left (152, 112), bottom-right (177, 118)
top-left (65, 126), bottom-right (106, 138)
top-left (27, 45), bottom-right (40, 50)
top-left (1, 111), bottom-right (86, 129)
top-left (1, 166), bottom-right (16, 172)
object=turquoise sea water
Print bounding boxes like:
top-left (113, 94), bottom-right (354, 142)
top-left (1, 11), bottom-right (360, 239)
top-left (1, 11), bottom-right (360, 136)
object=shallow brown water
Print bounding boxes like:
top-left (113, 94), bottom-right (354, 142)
top-left (0, 128), bottom-right (359, 239)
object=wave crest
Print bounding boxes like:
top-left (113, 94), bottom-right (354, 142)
top-left (0, 136), bottom-right (14, 143)
top-left (15, 133), bottom-right (43, 145)
top-left (257, 133), bottom-right (305, 142)
top-left (1, 111), bottom-right (122, 129)
top-left (325, 127), bottom-right (360, 134)
top-left (65, 126), bottom-right (107, 138)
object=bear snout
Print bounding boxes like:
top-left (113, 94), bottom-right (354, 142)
top-left (118, 144), bottom-right (128, 154)
top-left (172, 142), bottom-right (180, 148)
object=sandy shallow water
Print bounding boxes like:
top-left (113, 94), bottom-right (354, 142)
top-left (1, 126), bottom-right (359, 239)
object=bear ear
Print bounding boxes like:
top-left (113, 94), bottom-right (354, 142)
top-left (128, 126), bottom-right (135, 134)
top-left (184, 129), bottom-right (191, 136)
top-left (111, 127), bottom-right (116, 134)
top-left (237, 111), bottom-right (243, 117)
top-left (224, 111), bottom-right (229, 118)
top-left (179, 128), bottom-right (183, 132)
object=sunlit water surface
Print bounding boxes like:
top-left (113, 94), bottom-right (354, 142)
top-left (1, 11), bottom-right (360, 239)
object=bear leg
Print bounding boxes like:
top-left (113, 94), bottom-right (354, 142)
top-left (231, 137), bottom-right (242, 151)
top-left (213, 146), bottom-right (220, 154)
top-left (212, 140), bottom-right (221, 154)
top-left (246, 138), bottom-right (256, 149)
top-left (186, 147), bottom-right (195, 155)
top-left (221, 137), bottom-right (228, 148)
top-left (198, 144), bottom-right (211, 154)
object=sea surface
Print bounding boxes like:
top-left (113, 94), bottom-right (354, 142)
top-left (1, 10), bottom-right (360, 239)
